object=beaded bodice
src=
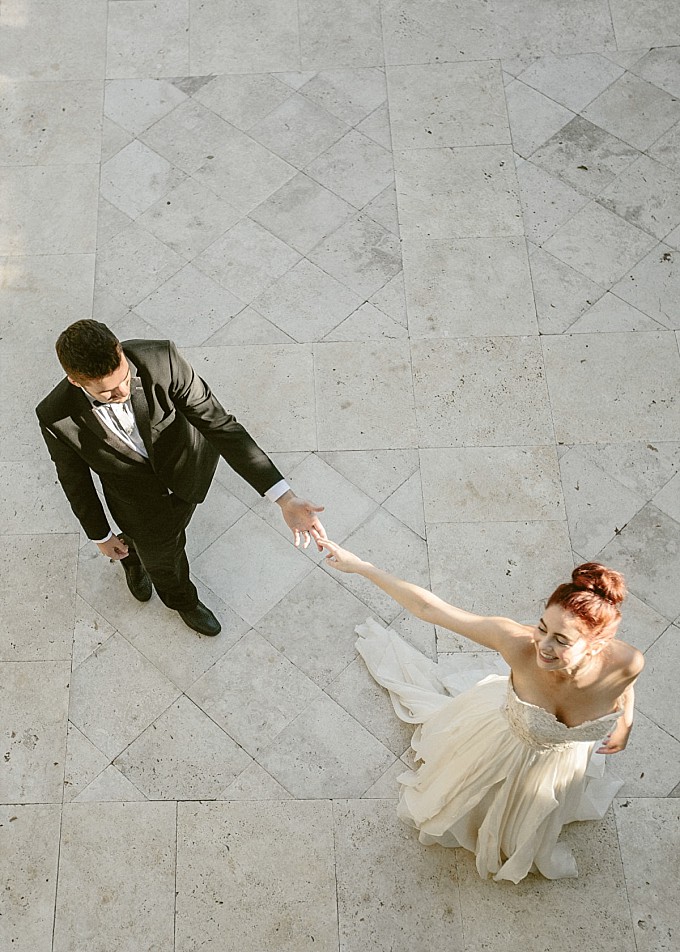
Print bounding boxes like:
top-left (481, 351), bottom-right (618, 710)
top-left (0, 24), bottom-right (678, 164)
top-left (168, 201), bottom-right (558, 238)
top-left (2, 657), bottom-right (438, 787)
top-left (502, 679), bottom-right (621, 751)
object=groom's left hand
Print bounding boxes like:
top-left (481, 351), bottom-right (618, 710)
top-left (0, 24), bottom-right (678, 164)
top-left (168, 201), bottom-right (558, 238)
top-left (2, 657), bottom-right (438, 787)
top-left (277, 490), bottom-right (327, 549)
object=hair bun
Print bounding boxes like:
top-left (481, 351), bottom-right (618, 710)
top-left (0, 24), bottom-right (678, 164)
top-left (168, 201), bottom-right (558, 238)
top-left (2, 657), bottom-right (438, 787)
top-left (571, 563), bottom-right (626, 606)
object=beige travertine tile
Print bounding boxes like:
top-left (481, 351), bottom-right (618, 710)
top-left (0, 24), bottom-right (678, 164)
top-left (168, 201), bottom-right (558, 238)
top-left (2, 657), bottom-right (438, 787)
top-left (0, 254), bottom-right (95, 350)
top-left (403, 237), bottom-right (537, 338)
top-left (0, 79), bottom-right (102, 166)
top-left (117, 579), bottom-right (248, 693)
top-left (193, 72), bottom-right (293, 130)
top-left (394, 145), bottom-right (523, 239)
top-left (569, 292), bottom-right (665, 333)
top-left (104, 78), bottom-right (187, 136)
top-left (631, 46), bottom-right (680, 98)
top-left (0, 661), bottom-right (69, 803)
top-left (543, 333), bottom-right (680, 444)
top-left (53, 803), bottom-right (176, 952)
top-left (614, 797), bottom-right (680, 952)
top-left (505, 78), bottom-right (573, 158)
top-left (559, 447), bottom-right (646, 557)
top-left (136, 177), bottom-right (241, 262)
top-left (134, 264), bottom-right (243, 346)
top-left (115, 696), bottom-right (252, 799)
top-left (68, 632), bottom-right (180, 760)
top-left (387, 61), bottom-right (509, 149)
top-left (106, 0), bottom-right (190, 79)
top-left (0, 165), bottom-right (99, 255)
top-left (381, 0), bottom-right (498, 65)
top-left (0, 534), bottom-right (77, 662)
top-left (517, 51), bottom-right (624, 112)
top-left (299, 67), bottom-right (386, 126)
top-left (325, 302), bottom-right (407, 341)
top-left (572, 440), bottom-right (680, 498)
top-left (305, 129), bottom-right (394, 209)
top-left (0, 0), bottom-right (107, 81)
top-left (544, 201), bottom-right (657, 288)
top-left (250, 93), bottom-right (350, 168)
top-left (317, 449), bottom-right (419, 503)
top-left (598, 507), bottom-right (680, 621)
top-left (308, 214), bottom-right (402, 299)
top-left (491, 0), bottom-right (617, 57)
top-left (188, 629), bottom-right (322, 755)
top-left (95, 220), bottom-right (185, 308)
top-left (315, 340), bottom-right (419, 450)
top-left (598, 155), bottom-right (680, 241)
top-left (412, 337), bottom-right (554, 447)
top-left (176, 801), bottom-right (337, 951)
top-left (219, 760), bottom-right (292, 799)
top-left (189, 0), bottom-right (300, 73)
top-left (516, 159), bottom-right (590, 246)
top-left (421, 445), bottom-right (563, 524)
top-left (582, 71), bottom-right (680, 151)
top-left (334, 799), bottom-right (463, 951)
top-left (610, 2), bottom-right (680, 50)
top-left (250, 172), bottom-right (355, 254)
top-left (62, 722), bottom-right (109, 803)
top-left (192, 510), bottom-right (315, 625)
top-left (73, 764), bottom-right (147, 802)
top-left (528, 247), bottom-right (605, 334)
top-left (382, 468), bottom-right (426, 537)
top-left (0, 804), bottom-right (61, 952)
top-left (633, 623), bottom-right (680, 740)
top-left (614, 709), bottom-right (680, 796)
top-left (257, 692), bottom-right (394, 797)
top-left (299, 0), bottom-right (383, 68)
top-left (252, 258), bottom-right (363, 342)
top-left (611, 242), bottom-right (680, 331)
top-left (326, 656), bottom-right (413, 756)
top-left (252, 452), bottom-right (378, 558)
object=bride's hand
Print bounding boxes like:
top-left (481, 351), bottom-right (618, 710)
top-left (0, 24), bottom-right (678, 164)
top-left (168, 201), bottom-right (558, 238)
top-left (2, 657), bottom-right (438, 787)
top-left (320, 539), bottom-right (367, 574)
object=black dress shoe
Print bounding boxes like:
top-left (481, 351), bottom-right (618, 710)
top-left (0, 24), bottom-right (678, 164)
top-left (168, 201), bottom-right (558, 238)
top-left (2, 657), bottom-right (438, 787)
top-left (178, 601), bottom-right (222, 636)
top-left (123, 563), bottom-right (152, 602)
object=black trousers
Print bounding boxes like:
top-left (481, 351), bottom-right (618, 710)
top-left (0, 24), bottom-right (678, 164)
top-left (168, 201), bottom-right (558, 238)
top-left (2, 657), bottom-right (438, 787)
top-left (106, 489), bottom-right (198, 612)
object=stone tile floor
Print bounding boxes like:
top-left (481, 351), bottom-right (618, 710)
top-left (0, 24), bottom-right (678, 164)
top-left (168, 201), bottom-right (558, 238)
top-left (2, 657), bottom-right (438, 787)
top-left (1, 1), bottom-right (679, 950)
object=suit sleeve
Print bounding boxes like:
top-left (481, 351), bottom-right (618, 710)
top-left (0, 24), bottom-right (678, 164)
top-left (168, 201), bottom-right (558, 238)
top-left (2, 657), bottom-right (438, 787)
top-left (38, 419), bottom-right (111, 540)
top-left (167, 342), bottom-right (283, 496)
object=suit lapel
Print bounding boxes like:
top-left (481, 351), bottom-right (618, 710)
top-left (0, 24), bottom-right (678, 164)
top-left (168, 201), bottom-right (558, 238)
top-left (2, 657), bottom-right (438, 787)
top-left (73, 355), bottom-right (152, 464)
top-left (77, 399), bottom-right (147, 461)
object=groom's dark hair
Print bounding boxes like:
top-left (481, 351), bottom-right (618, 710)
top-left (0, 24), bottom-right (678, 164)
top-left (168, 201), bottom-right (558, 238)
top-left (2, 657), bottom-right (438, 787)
top-left (56, 320), bottom-right (122, 380)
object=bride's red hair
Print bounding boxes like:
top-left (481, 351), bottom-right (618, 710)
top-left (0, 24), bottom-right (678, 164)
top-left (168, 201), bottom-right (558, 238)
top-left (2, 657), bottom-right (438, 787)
top-left (546, 563), bottom-right (626, 643)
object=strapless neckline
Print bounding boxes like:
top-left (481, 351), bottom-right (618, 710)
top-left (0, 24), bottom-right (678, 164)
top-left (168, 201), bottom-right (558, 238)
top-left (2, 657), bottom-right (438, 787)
top-left (509, 677), bottom-right (621, 730)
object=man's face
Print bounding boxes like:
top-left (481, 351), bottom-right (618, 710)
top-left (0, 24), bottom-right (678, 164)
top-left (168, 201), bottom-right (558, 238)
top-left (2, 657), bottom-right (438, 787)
top-left (69, 355), bottom-right (131, 404)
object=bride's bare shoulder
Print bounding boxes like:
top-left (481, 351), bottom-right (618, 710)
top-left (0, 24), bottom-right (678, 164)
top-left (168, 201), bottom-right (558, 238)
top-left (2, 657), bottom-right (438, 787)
top-left (607, 639), bottom-right (644, 680)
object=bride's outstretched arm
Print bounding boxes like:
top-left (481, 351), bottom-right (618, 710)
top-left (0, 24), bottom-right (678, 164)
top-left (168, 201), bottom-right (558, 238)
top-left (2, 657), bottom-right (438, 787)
top-left (320, 539), bottom-right (526, 651)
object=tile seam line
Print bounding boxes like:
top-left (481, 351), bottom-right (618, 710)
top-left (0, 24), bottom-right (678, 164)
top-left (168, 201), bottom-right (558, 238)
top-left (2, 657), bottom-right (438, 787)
top-left (611, 801), bottom-right (643, 952)
top-left (50, 800), bottom-right (65, 951)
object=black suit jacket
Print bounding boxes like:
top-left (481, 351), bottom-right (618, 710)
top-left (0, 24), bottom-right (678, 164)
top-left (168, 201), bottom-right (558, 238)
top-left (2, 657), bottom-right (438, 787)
top-left (36, 339), bottom-right (283, 540)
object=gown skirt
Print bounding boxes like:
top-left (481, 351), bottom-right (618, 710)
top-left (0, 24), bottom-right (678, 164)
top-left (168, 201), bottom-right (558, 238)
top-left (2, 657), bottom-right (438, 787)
top-left (356, 618), bottom-right (624, 883)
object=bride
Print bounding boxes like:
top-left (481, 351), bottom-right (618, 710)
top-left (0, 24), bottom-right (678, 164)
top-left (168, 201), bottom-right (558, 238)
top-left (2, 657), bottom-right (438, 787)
top-left (320, 540), bottom-right (643, 883)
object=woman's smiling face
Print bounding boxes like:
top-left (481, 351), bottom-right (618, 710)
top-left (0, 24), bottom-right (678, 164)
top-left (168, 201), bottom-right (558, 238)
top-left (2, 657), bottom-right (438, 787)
top-left (533, 603), bottom-right (591, 673)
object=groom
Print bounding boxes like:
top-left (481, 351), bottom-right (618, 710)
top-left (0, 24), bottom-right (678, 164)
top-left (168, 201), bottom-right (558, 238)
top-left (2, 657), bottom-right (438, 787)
top-left (36, 320), bottom-right (326, 636)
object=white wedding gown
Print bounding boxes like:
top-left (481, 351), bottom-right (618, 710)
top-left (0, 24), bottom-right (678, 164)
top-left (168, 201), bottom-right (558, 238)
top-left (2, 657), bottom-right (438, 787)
top-left (357, 619), bottom-right (623, 883)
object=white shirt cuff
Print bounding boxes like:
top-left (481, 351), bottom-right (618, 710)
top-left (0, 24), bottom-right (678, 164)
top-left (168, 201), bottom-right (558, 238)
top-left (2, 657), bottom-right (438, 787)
top-left (92, 530), bottom-right (114, 544)
top-left (265, 479), bottom-right (291, 502)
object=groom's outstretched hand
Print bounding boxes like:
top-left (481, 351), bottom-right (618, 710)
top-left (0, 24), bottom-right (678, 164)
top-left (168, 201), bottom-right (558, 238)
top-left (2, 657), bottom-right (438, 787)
top-left (277, 490), bottom-right (327, 549)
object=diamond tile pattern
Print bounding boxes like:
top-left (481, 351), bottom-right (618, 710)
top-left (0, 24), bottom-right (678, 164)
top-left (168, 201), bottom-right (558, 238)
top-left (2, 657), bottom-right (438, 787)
top-left (6, 7), bottom-right (680, 951)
